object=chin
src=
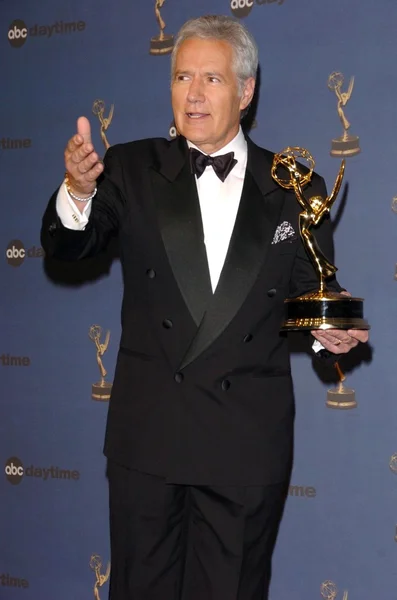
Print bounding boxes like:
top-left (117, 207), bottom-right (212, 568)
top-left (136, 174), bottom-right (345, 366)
top-left (180, 126), bottom-right (209, 143)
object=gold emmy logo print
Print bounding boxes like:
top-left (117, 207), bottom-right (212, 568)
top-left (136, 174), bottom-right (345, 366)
top-left (326, 362), bottom-right (357, 409)
top-left (90, 554), bottom-right (110, 600)
top-left (328, 72), bottom-right (360, 157)
top-left (92, 99), bottom-right (114, 150)
top-left (271, 147), bottom-right (369, 331)
top-left (89, 325), bottom-right (112, 401)
top-left (321, 580), bottom-right (349, 600)
top-left (389, 452), bottom-right (397, 474)
top-left (149, 0), bottom-right (174, 55)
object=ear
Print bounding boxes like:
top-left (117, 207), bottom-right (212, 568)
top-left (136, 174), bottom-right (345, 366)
top-left (239, 77), bottom-right (256, 111)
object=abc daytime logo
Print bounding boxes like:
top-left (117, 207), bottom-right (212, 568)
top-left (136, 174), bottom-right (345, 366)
top-left (169, 121), bottom-right (179, 139)
top-left (0, 573), bottom-right (29, 589)
top-left (8, 18), bottom-right (86, 48)
top-left (5, 457), bottom-right (80, 485)
top-left (230, 0), bottom-right (285, 19)
top-left (288, 484), bottom-right (316, 498)
top-left (6, 240), bottom-right (44, 267)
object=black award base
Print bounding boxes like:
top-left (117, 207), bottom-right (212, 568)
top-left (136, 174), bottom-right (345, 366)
top-left (282, 290), bottom-right (370, 331)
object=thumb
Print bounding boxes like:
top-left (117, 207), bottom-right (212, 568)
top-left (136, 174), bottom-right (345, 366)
top-left (77, 116), bottom-right (92, 144)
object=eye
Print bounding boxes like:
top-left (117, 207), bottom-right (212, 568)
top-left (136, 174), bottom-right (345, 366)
top-left (208, 76), bottom-right (220, 83)
top-left (176, 74), bottom-right (190, 82)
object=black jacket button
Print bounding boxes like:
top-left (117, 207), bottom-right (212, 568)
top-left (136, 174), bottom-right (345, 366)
top-left (243, 334), bottom-right (253, 343)
top-left (162, 319), bottom-right (173, 329)
top-left (146, 269), bottom-right (156, 279)
top-left (48, 222), bottom-right (57, 237)
top-left (221, 379), bottom-right (231, 391)
top-left (267, 288), bottom-right (276, 297)
top-left (174, 372), bottom-right (184, 383)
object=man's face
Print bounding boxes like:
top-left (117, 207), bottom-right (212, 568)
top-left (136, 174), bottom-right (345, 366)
top-left (171, 38), bottom-right (255, 154)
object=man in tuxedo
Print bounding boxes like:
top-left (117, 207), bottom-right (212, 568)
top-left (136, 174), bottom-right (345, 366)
top-left (41, 15), bottom-right (368, 600)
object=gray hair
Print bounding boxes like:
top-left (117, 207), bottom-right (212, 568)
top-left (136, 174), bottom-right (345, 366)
top-left (171, 15), bottom-right (258, 94)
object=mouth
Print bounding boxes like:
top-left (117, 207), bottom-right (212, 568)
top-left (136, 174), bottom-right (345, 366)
top-left (185, 113), bottom-right (209, 119)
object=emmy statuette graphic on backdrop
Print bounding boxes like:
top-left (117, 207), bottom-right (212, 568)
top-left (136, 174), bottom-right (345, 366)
top-left (89, 325), bottom-right (112, 401)
top-left (326, 362), bottom-right (357, 409)
top-left (149, 0), bottom-right (174, 55)
top-left (271, 147), bottom-right (369, 331)
top-left (328, 72), bottom-right (360, 157)
top-left (389, 452), bottom-right (397, 474)
top-left (321, 580), bottom-right (349, 600)
top-left (92, 100), bottom-right (114, 150)
top-left (90, 555), bottom-right (110, 600)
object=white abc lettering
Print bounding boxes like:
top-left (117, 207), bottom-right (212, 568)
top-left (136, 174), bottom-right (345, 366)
top-left (231, 0), bottom-right (253, 7)
top-left (8, 26), bottom-right (27, 40)
top-left (5, 463), bottom-right (24, 476)
top-left (6, 246), bottom-right (26, 258)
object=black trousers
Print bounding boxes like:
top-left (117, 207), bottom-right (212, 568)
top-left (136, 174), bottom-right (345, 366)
top-left (108, 461), bottom-right (288, 600)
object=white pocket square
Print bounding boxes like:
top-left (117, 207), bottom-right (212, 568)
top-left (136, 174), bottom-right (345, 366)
top-left (271, 221), bottom-right (297, 245)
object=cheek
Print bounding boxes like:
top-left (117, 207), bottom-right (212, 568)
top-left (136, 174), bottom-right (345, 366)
top-left (171, 89), bottom-right (184, 110)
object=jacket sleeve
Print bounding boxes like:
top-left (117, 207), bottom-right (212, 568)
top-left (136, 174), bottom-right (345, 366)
top-left (41, 146), bottom-right (126, 261)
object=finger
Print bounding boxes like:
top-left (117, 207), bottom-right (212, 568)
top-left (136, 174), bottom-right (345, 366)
top-left (312, 329), bottom-right (347, 343)
top-left (84, 162), bottom-right (104, 182)
top-left (312, 330), bottom-right (357, 352)
top-left (77, 152), bottom-right (100, 174)
top-left (346, 329), bottom-right (369, 343)
top-left (311, 331), bottom-right (348, 354)
top-left (327, 332), bottom-right (354, 345)
top-left (65, 135), bottom-right (84, 155)
top-left (77, 116), bottom-right (92, 144)
top-left (68, 144), bottom-right (95, 165)
top-left (340, 290), bottom-right (352, 297)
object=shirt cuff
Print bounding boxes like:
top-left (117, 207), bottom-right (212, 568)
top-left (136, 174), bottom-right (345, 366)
top-left (312, 339), bottom-right (325, 353)
top-left (55, 182), bottom-right (92, 230)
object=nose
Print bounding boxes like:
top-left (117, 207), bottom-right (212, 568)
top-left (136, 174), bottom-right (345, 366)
top-left (187, 77), bottom-right (205, 103)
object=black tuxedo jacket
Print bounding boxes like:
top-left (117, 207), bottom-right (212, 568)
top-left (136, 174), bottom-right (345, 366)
top-left (41, 135), bottom-right (341, 485)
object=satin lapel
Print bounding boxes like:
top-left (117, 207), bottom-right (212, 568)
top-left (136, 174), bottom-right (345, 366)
top-left (179, 138), bottom-right (286, 370)
top-left (149, 137), bottom-right (212, 326)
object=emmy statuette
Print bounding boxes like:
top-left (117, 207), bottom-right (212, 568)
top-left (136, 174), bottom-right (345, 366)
top-left (326, 362), bottom-right (357, 409)
top-left (89, 325), bottom-right (112, 401)
top-left (321, 581), bottom-right (348, 600)
top-left (149, 0), bottom-right (174, 55)
top-left (92, 100), bottom-right (114, 150)
top-left (271, 147), bottom-right (369, 331)
top-left (328, 72), bottom-right (360, 157)
top-left (90, 555), bottom-right (110, 600)
top-left (321, 580), bottom-right (339, 600)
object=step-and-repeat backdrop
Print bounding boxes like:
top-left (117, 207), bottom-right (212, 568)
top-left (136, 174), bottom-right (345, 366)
top-left (1, 0), bottom-right (396, 598)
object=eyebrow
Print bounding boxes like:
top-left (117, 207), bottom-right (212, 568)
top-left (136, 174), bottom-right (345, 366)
top-left (174, 70), bottom-right (225, 78)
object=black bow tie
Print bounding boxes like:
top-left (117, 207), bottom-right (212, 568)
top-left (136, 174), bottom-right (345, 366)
top-left (189, 148), bottom-right (237, 182)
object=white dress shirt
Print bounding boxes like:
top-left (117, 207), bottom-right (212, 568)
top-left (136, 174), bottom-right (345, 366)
top-left (187, 128), bottom-right (247, 291)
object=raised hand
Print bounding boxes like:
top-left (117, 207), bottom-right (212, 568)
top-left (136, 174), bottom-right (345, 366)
top-left (64, 116), bottom-right (104, 199)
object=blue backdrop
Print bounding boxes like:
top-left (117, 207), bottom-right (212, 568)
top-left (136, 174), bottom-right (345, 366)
top-left (1, 0), bottom-right (396, 598)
